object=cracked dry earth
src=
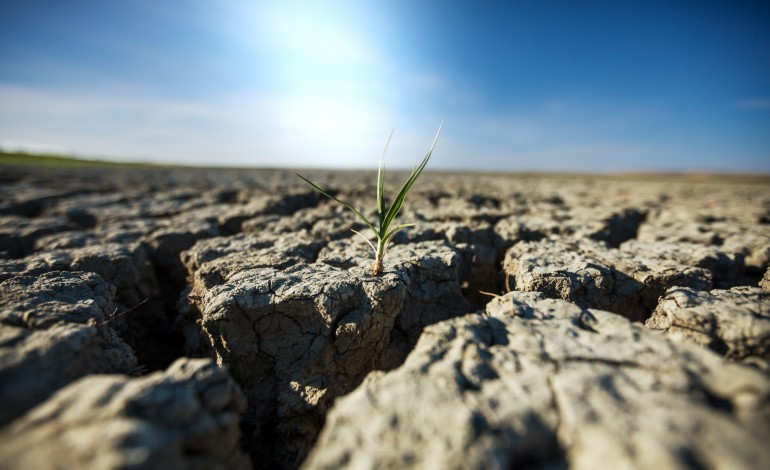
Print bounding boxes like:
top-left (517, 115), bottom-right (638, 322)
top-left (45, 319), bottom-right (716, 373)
top-left (0, 165), bottom-right (768, 470)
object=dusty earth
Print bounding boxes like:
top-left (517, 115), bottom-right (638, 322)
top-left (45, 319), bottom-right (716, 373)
top-left (0, 165), bottom-right (768, 469)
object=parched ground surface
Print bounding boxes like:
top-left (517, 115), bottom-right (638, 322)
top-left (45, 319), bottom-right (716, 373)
top-left (0, 165), bottom-right (768, 469)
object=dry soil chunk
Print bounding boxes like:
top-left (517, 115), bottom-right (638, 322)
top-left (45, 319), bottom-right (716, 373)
top-left (194, 263), bottom-right (406, 467)
top-left (647, 286), bottom-right (770, 368)
top-left (0, 242), bottom-right (159, 306)
top-left (494, 206), bottom-right (646, 249)
top-left (304, 292), bottom-right (770, 470)
top-left (0, 271), bottom-right (138, 424)
top-left (32, 219), bottom-right (161, 250)
top-left (316, 239), bottom-right (471, 364)
top-left (0, 215), bottom-right (76, 258)
top-left (0, 358), bottom-right (250, 469)
top-left (620, 239), bottom-right (746, 287)
top-left (638, 210), bottom-right (770, 271)
top-left (0, 243), bottom-right (181, 370)
top-left (503, 238), bottom-right (713, 321)
top-left (182, 231), bottom-right (322, 293)
top-left (184, 236), bottom-right (469, 467)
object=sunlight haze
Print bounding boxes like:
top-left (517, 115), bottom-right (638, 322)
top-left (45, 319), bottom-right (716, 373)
top-left (1, 0), bottom-right (768, 172)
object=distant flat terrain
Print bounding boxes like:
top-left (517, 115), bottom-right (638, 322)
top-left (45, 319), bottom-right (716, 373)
top-left (3, 150), bottom-right (769, 185)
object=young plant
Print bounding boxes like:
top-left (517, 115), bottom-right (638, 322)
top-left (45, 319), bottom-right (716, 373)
top-left (296, 123), bottom-right (443, 276)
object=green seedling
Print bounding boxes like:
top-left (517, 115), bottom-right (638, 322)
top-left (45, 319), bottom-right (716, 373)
top-left (296, 123), bottom-right (443, 276)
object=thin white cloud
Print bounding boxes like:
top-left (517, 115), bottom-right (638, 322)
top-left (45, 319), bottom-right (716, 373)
top-left (0, 83), bottom-right (427, 167)
top-left (0, 82), bottom-right (679, 170)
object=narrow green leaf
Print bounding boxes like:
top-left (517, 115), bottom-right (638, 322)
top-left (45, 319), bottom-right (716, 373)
top-left (351, 228), bottom-right (377, 255)
top-left (384, 223), bottom-right (415, 242)
top-left (381, 122), bottom-right (443, 231)
top-left (296, 173), bottom-right (381, 237)
top-left (377, 129), bottom-right (394, 231)
top-left (381, 223), bottom-right (414, 256)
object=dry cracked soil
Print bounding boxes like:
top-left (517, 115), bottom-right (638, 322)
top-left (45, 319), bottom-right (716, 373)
top-left (0, 165), bottom-right (769, 469)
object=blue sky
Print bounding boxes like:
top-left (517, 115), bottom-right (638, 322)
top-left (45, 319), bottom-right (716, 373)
top-left (1, 0), bottom-right (768, 172)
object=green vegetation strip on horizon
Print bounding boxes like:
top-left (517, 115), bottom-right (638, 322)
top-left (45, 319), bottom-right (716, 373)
top-left (0, 151), bottom-right (164, 169)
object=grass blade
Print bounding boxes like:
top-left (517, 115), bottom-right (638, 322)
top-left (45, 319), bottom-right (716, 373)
top-left (383, 223), bottom-right (414, 241)
top-left (351, 228), bottom-right (377, 255)
top-left (377, 129), bottom-right (394, 230)
top-left (381, 122), bottom-right (443, 231)
top-left (296, 173), bottom-right (380, 236)
top-left (382, 223), bottom-right (414, 255)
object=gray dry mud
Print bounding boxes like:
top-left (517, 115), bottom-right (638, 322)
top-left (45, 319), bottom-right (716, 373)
top-left (1, 165), bottom-right (769, 469)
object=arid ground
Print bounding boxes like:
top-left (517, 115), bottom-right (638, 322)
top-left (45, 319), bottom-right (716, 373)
top-left (1, 164), bottom-right (768, 469)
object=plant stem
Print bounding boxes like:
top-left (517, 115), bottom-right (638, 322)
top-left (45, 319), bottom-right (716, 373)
top-left (372, 257), bottom-right (383, 276)
top-left (372, 238), bottom-right (386, 276)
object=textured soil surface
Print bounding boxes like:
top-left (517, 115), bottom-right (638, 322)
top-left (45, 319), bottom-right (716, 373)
top-left (1, 165), bottom-right (768, 469)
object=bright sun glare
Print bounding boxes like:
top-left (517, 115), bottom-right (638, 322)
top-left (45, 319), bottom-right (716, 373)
top-left (246, 1), bottom-right (393, 153)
